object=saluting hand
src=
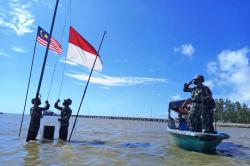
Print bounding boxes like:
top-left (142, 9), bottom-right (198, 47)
top-left (188, 79), bottom-right (194, 85)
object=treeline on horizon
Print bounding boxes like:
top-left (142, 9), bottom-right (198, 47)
top-left (214, 98), bottom-right (250, 124)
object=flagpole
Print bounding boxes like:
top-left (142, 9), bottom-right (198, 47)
top-left (26, 0), bottom-right (59, 142)
top-left (35, 0), bottom-right (59, 100)
top-left (68, 31), bottom-right (107, 143)
top-left (46, 55), bottom-right (59, 100)
top-left (18, 38), bottom-right (37, 139)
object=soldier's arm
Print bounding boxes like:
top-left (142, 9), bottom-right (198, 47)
top-left (207, 87), bottom-right (212, 97)
top-left (183, 83), bottom-right (193, 92)
top-left (54, 100), bottom-right (63, 111)
top-left (41, 101), bottom-right (50, 111)
top-left (203, 86), bottom-right (212, 99)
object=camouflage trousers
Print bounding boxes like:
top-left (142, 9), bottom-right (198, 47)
top-left (26, 117), bottom-right (41, 142)
top-left (188, 104), bottom-right (214, 133)
top-left (202, 109), bottom-right (214, 133)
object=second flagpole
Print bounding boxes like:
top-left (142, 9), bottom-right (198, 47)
top-left (18, 38), bottom-right (38, 139)
top-left (68, 31), bottom-right (107, 143)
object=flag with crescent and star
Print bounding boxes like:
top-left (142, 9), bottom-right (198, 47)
top-left (36, 26), bottom-right (63, 55)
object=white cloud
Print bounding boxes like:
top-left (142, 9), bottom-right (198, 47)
top-left (174, 44), bottom-right (195, 57)
top-left (59, 59), bottom-right (78, 66)
top-left (12, 46), bottom-right (27, 53)
top-left (0, 0), bottom-right (35, 35)
top-left (0, 51), bottom-right (10, 57)
top-left (207, 47), bottom-right (250, 103)
top-left (100, 86), bottom-right (111, 90)
top-left (204, 80), bottom-right (214, 89)
top-left (172, 94), bottom-right (182, 100)
top-left (65, 72), bottom-right (168, 87)
top-left (32, 0), bottom-right (54, 9)
top-left (207, 62), bottom-right (218, 74)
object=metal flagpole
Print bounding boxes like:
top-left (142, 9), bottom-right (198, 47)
top-left (58, 56), bottom-right (67, 99)
top-left (35, 0), bottom-right (59, 99)
top-left (46, 0), bottom-right (71, 101)
top-left (46, 55), bottom-right (59, 100)
top-left (26, 0), bottom-right (60, 142)
top-left (68, 31), bottom-right (107, 143)
top-left (214, 108), bottom-right (217, 131)
top-left (18, 38), bottom-right (38, 139)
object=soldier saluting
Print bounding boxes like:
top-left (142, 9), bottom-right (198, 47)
top-left (183, 75), bottom-right (215, 133)
top-left (54, 98), bottom-right (72, 141)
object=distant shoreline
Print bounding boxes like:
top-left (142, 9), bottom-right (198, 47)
top-left (2, 113), bottom-right (250, 128)
top-left (73, 115), bottom-right (168, 123)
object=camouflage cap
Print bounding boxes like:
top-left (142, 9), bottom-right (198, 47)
top-left (193, 75), bottom-right (205, 82)
top-left (64, 98), bottom-right (72, 105)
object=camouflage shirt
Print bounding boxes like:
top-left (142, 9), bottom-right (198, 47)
top-left (184, 83), bottom-right (212, 104)
top-left (55, 102), bottom-right (72, 126)
top-left (191, 85), bottom-right (211, 103)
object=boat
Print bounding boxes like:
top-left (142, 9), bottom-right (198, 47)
top-left (43, 110), bottom-right (57, 116)
top-left (167, 100), bottom-right (230, 153)
top-left (0, 112), bottom-right (3, 114)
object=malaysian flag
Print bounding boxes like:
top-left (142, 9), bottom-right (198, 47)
top-left (36, 26), bottom-right (63, 55)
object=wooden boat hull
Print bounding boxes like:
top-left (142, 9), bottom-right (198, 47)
top-left (167, 128), bottom-right (229, 153)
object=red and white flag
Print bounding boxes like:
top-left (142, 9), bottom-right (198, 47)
top-left (66, 26), bottom-right (102, 71)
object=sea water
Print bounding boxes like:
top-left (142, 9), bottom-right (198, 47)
top-left (0, 114), bottom-right (250, 165)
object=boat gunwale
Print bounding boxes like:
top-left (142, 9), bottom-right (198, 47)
top-left (167, 127), bottom-right (230, 140)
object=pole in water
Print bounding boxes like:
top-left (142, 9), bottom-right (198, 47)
top-left (18, 39), bottom-right (37, 139)
top-left (68, 31), bottom-right (107, 143)
top-left (26, 0), bottom-right (60, 142)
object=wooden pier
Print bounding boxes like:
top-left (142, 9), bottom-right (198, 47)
top-left (45, 114), bottom-right (250, 127)
top-left (71, 115), bottom-right (168, 123)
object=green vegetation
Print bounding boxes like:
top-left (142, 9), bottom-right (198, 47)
top-left (214, 99), bottom-right (250, 124)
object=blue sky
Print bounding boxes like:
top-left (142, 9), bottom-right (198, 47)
top-left (0, 0), bottom-right (250, 118)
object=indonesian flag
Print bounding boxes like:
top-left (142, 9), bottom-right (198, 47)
top-left (66, 26), bottom-right (102, 71)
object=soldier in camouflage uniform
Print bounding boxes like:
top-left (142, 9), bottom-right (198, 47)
top-left (26, 97), bottom-right (50, 142)
top-left (55, 98), bottom-right (72, 141)
top-left (183, 75), bottom-right (215, 133)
